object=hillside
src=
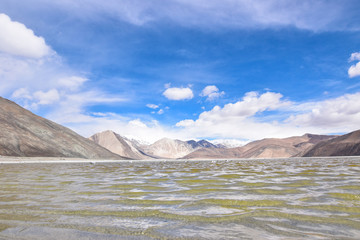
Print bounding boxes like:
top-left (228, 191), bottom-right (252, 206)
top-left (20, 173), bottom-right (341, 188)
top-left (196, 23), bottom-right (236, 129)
top-left (302, 130), bottom-right (360, 157)
top-left (0, 97), bottom-right (123, 159)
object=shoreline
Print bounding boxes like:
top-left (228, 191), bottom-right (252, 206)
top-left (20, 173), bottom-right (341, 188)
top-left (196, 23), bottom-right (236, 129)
top-left (0, 155), bottom-right (360, 164)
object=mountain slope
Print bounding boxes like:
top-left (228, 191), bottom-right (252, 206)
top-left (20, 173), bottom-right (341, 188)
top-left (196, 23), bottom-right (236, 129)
top-left (89, 130), bottom-right (151, 159)
top-left (0, 97), bottom-right (123, 159)
top-left (184, 134), bottom-right (335, 159)
top-left (302, 130), bottom-right (360, 157)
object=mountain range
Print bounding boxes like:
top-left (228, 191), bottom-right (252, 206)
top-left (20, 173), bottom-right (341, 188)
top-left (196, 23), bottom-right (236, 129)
top-left (1, 96), bottom-right (360, 159)
top-left (89, 131), bottom-right (223, 159)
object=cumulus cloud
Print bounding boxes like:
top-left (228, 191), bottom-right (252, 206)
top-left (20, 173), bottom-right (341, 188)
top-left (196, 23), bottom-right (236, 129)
top-left (287, 92), bottom-right (360, 131)
top-left (146, 104), bottom-right (159, 109)
top-left (200, 85), bottom-right (224, 101)
top-left (163, 87), bottom-right (194, 100)
top-left (176, 91), bottom-right (293, 139)
top-left (348, 62), bottom-right (360, 78)
top-left (349, 52), bottom-right (360, 62)
top-left (348, 52), bottom-right (360, 78)
top-left (0, 14), bottom-right (51, 58)
top-left (201, 91), bottom-right (290, 118)
top-left (175, 91), bottom-right (360, 140)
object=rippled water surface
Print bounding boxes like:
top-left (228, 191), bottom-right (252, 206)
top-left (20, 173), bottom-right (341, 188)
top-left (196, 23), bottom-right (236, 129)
top-left (0, 157), bottom-right (359, 239)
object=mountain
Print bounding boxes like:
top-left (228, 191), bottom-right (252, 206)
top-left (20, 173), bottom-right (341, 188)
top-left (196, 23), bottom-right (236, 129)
top-left (89, 133), bottom-right (221, 159)
top-left (141, 138), bottom-right (221, 159)
top-left (184, 134), bottom-right (335, 159)
top-left (239, 134), bottom-right (335, 159)
top-left (89, 130), bottom-right (152, 159)
top-left (0, 97), bottom-right (123, 159)
top-left (186, 140), bottom-right (219, 149)
top-left (141, 138), bottom-right (196, 159)
top-left (302, 130), bottom-right (360, 157)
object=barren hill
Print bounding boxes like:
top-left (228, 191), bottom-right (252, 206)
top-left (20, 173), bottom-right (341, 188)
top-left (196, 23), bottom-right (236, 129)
top-left (302, 130), bottom-right (360, 157)
top-left (0, 97), bottom-right (123, 159)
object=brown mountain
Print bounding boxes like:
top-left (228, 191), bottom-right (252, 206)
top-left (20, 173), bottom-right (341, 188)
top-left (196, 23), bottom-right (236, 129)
top-left (302, 130), bottom-right (360, 157)
top-left (184, 134), bottom-right (335, 159)
top-left (0, 97), bottom-right (123, 159)
top-left (89, 130), bottom-right (152, 159)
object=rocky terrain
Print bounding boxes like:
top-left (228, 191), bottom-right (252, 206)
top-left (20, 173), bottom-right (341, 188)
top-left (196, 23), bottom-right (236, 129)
top-left (0, 97), bottom-right (123, 159)
top-left (302, 130), bottom-right (360, 157)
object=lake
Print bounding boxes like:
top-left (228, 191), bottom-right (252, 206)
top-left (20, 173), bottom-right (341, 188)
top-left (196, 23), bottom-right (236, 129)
top-left (0, 157), bottom-right (359, 239)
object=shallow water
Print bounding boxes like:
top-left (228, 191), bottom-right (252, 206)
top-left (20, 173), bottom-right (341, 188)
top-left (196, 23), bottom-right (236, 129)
top-left (0, 157), bottom-right (359, 239)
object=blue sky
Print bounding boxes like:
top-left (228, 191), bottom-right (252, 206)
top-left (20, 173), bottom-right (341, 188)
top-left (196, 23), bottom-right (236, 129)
top-left (1, 0), bottom-right (360, 143)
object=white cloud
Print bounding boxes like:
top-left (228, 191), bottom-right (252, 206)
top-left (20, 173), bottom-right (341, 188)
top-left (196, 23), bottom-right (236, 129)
top-left (176, 119), bottom-right (195, 127)
top-left (0, 14), bottom-right (51, 58)
top-left (201, 91), bottom-right (290, 119)
top-left (174, 91), bottom-right (360, 140)
top-left (348, 62), bottom-right (360, 78)
top-left (163, 87), bottom-right (194, 100)
top-left (286, 92), bottom-right (360, 131)
top-left (12, 88), bottom-right (32, 100)
top-left (58, 76), bottom-right (88, 91)
top-left (157, 109), bottom-right (164, 115)
top-left (200, 85), bottom-right (224, 101)
top-left (349, 52), bottom-right (360, 62)
top-left (175, 91), bottom-right (293, 139)
top-left (128, 119), bottom-right (148, 128)
top-left (33, 89), bottom-right (60, 105)
top-left (146, 104), bottom-right (159, 109)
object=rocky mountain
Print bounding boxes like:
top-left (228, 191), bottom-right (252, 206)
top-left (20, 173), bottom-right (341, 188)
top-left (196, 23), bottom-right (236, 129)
top-left (302, 130), bottom-right (360, 157)
top-left (89, 130), bottom-right (151, 159)
top-left (0, 97), bottom-right (123, 159)
top-left (184, 134), bottom-right (335, 159)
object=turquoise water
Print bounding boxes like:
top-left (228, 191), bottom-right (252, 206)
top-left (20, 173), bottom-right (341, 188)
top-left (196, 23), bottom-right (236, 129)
top-left (0, 157), bottom-right (359, 239)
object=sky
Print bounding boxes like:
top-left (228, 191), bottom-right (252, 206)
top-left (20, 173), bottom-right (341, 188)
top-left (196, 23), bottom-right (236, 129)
top-left (1, 0), bottom-right (360, 144)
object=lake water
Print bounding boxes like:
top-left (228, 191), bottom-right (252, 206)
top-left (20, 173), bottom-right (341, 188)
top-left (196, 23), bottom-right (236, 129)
top-left (0, 157), bottom-right (359, 239)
